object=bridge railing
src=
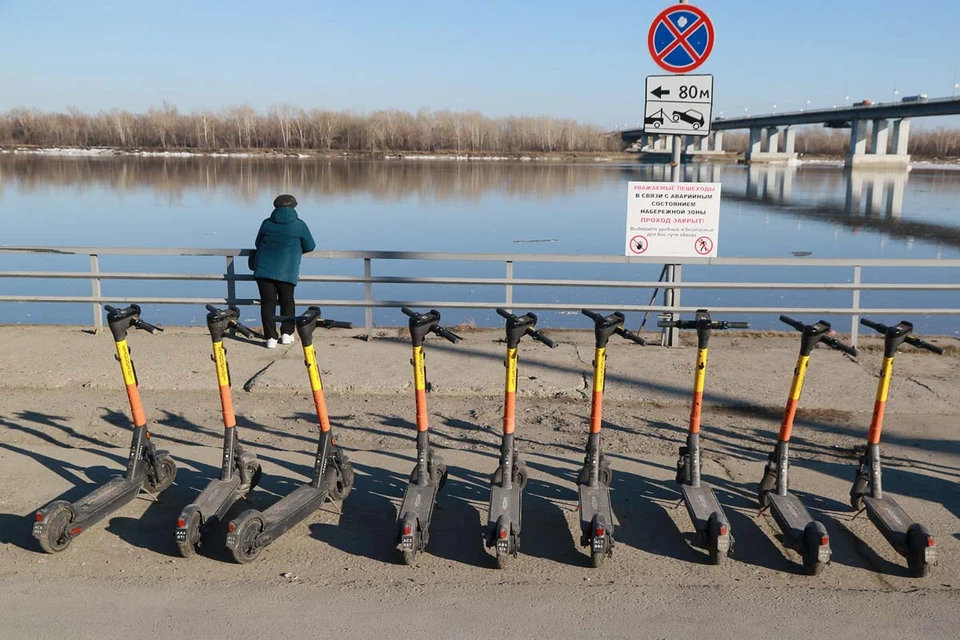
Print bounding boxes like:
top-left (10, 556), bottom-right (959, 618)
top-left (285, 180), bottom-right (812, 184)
top-left (1, 246), bottom-right (959, 347)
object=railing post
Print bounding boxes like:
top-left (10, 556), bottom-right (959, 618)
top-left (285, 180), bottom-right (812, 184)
top-left (505, 260), bottom-right (514, 310)
top-left (364, 258), bottom-right (373, 340)
top-left (851, 265), bottom-right (862, 349)
top-left (661, 263), bottom-right (681, 347)
top-left (226, 255), bottom-right (236, 305)
top-left (90, 253), bottom-right (102, 334)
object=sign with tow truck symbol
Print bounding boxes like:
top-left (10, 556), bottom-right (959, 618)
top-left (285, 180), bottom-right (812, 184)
top-left (643, 74), bottom-right (713, 136)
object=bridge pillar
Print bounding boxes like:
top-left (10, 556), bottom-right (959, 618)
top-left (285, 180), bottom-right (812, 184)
top-left (746, 128), bottom-right (763, 161)
top-left (783, 127), bottom-right (796, 154)
top-left (887, 171), bottom-right (906, 218)
top-left (766, 127), bottom-right (780, 153)
top-left (892, 119), bottom-right (911, 155)
top-left (685, 136), bottom-right (698, 153)
top-left (871, 120), bottom-right (889, 155)
top-left (849, 120), bottom-right (868, 158)
top-left (713, 131), bottom-right (723, 152)
top-left (699, 136), bottom-right (710, 152)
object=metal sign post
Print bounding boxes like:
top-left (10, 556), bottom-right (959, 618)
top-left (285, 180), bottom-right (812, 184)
top-left (643, 0), bottom-right (716, 345)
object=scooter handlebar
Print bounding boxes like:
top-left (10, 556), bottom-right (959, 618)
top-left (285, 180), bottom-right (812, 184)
top-left (616, 327), bottom-right (647, 345)
top-left (906, 335), bottom-right (944, 355)
top-left (433, 326), bottom-right (462, 343)
top-left (823, 335), bottom-right (858, 357)
top-left (581, 309), bottom-right (604, 322)
top-left (496, 307), bottom-right (514, 320)
top-left (779, 315), bottom-right (805, 332)
top-left (134, 319), bottom-right (163, 334)
top-left (528, 329), bottom-right (557, 348)
top-left (322, 319), bottom-right (353, 329)
top-left (860, 318), bottom-right (888, 333)
top-left (718, 321), bottom-right (750, 329)
top-left (400, 307), bottom-right (417, 318)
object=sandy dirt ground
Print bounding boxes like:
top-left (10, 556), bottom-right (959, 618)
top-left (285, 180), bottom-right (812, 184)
top-left (0, 326), bottom-right (957, 638)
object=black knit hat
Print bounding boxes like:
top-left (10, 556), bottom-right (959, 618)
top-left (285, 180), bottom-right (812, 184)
top-left (273, 194), bottom-right (298, 208)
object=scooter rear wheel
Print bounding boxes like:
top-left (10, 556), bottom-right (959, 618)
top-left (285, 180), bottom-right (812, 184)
top-left (707, 517), bottom-right (729, 566)
top-left (145, 455), bottom-right (177, 494)
top-left (496, 547), bottom-right (515, 570)
top-left (906, 526), bottom-right (933, 578)
top-left (229, 512), bottom-right (264, 564)
top-left (37, 505), bottom-right (73, 554)
top-left (402, 548), bottom-right (418, 566)
top-left (590, 546), bottom-right (608, 568)
top-left (801, 525), bottom-right (828, 576)
top-left (176, 510), bottom-right (202, 558)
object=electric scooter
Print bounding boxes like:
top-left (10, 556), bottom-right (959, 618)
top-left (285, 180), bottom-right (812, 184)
top-left (225, 306), bottom-right (355, 563)
top-left (396, 307), bottom-right (462, 565)
top-left (658, 309), bottom-right (748, 564)
top-left (484, 308), bottom-right (556, 568)
top-left (577, 309), bottom-right (646, 567)
top-left (33, 304), bottom-right (177, 553)
top-left (849, 318), bottom-right (943, 577)
top-left (757, 316), bottom-right (857, 575)
top-left (175, 305), bottom-right (265, 557)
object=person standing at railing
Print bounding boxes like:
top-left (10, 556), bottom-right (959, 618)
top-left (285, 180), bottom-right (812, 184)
top-left (251, 194), bottom-right (316, 348)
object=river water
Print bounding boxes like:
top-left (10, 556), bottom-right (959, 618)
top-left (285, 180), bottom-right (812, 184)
top-left (1, 154), bottom-right (958, 334)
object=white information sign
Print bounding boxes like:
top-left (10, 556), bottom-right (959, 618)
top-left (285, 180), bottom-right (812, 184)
top-left (643, 74), bottom-right (714, 137)
top-left (625, 181), bottom-right (721, 258)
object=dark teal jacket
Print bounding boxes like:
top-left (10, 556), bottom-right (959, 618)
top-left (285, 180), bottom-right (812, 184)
top-left (253, 207), bottom-right (316, 285)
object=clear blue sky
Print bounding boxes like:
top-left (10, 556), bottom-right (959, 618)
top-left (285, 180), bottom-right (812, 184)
top-left (2, 0), bottom-right (959, 127)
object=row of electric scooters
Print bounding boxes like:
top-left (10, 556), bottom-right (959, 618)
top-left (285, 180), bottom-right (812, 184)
top-left (30, 303), bottom-right (944, 577)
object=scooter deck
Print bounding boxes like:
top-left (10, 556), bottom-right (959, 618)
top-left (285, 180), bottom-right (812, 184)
top-left (190, 477), bottom-right (242, 522)
top-left (681, 482), bottom-right (728, 538)
top-left (864, 495), bottom-right (913, 550)
top-left (578, 484), bottom-right (613, 532)
top-left (768, 491), bottom-right (816, 545)
top-left (71, 473), bottom-right (144, 529)
top-left (488, 483), bottom-right (522, 536)
top-left (400, 482), bottom-right (440, 527)
top-left (259, 483), bottom-right (329, 545)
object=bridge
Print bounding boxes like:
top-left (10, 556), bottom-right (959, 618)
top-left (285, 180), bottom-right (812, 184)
top-left (621, 96), bottom-right (960, 168)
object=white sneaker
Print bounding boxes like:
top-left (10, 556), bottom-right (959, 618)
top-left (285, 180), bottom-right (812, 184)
top-left (265, 338), bottom-right (278, 349)
top-left (280, 333), bottom-right (295, 345)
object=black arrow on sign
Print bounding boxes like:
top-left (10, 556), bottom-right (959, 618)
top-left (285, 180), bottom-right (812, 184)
top-left (651, 86), bottom-right (670, 99)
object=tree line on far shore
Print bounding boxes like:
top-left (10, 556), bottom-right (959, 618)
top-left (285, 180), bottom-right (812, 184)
top-left (2, 103), bottom-right (959, 158)
top-left (0, 104), bottom-right (620, 154)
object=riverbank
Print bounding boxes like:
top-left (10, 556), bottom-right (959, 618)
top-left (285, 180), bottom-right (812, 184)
top-left (0, 145), bottom-right (638, 163)
top-left (0, 326), bottom-right (958, 638)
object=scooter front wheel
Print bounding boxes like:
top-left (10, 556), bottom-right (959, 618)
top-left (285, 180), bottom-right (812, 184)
top-left (849, 475), bottom-right (868, 511)
top-left (37, 504), bottom-right (74, 554)
top-left (758, 465), bottom-right (777, 508)
top-left (145, 455), bottom-right (177, 494)
top-left (229, 512), bottom-right (264, 564)
top-left (326, 461), bottom-right (355, 501)
top-left (240, 460), bottom-right (263, 494)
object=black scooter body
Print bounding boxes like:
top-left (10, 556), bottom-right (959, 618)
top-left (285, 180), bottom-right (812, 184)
top-left (225, 308), bottom-right (354, 563)
top-left (396, 308), bottom-right (461, 564)
top-left (175, 306), bottom-right (263, 556)
top-left (33, 305), bottom-right (176, 553)
top-left (850, 319), bottom-right (942, 577)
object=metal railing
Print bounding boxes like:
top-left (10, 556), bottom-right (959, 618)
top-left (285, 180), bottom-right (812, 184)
top-left (1, 246), bottom-right (959, 347)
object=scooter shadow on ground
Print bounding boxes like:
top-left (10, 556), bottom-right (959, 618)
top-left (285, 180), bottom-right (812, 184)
top-left (603, 463), bottom-right (703, 564)
top-left (0, 442), bottom-right (116, 550)
top-left (1, 410), bottom-right (121, 450)
top-left (814, 509), bottom-right (915, 577)
top-left (309, 460), bottom-right (408, 564)
top-left (424, 464), bottom-right (494, 569)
